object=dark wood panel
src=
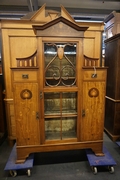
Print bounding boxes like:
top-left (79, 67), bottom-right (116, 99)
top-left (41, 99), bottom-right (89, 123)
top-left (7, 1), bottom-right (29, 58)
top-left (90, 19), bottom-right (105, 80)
top-left (105, 35), bottom-right (120, 99)
top-left (104, 34), bottom-right (120, 141)
top-left (105, 98), bottom-right (120, 135)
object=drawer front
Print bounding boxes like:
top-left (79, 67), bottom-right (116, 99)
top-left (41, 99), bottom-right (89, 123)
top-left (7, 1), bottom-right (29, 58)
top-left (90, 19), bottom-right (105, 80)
top-left (83, 70), bottom-right (106, 81)
top-left (13, 71), bottom-right (38, 82)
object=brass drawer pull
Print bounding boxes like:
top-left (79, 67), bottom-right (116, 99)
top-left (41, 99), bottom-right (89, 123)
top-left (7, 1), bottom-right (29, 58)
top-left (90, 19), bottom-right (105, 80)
top-left (91, 66), bottom-right (97, 78)
top-left (91, 73), bottom-right (97, 78)
top-left (22, 74), bottom-right (29, 79)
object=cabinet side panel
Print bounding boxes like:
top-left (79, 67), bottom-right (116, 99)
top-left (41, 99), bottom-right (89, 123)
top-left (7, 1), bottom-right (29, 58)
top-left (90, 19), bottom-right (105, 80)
top-left (105, 98), bottom-right (120, 136)
top-left (105, 38), bottom-right (120, 99)
top-left (4, 100), bottom-right (16, 145)
top-left (84, 31), bottom-right (102, 66)
top-left (9, 36), bottom-right (37, 67)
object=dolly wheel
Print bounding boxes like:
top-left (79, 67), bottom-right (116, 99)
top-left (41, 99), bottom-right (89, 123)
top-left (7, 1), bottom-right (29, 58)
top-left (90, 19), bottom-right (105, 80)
top-left (91, 166), bottom-right (97, 175)
top-left (9, 170), bottom-right (17, 177)
top-left (27, 169), bottom-right (31, 176)
top-left (108, 166), bottom-right (114, 174)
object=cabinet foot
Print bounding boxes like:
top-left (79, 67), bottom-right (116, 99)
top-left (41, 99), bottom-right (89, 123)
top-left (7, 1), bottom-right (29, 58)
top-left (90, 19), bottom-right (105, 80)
top-left (92, 147), bottom-right (104, 157)
top-left (95, 152), bottom-right (104, 156)
top-left (16, 150), bottom-right (30, 164)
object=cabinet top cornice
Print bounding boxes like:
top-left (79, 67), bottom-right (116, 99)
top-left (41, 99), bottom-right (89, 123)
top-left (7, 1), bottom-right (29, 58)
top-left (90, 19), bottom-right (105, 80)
top-left (33, 16), bottom-right (88, 32)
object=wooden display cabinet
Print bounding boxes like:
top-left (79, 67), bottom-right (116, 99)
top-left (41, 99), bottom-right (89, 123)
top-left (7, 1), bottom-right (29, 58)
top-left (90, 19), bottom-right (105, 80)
top-left (1, 4), bottom-right (107, 162)
top-left (104, 11), bottom-right (120, 39)
top-left (104, 34), bottom-right (120, 141)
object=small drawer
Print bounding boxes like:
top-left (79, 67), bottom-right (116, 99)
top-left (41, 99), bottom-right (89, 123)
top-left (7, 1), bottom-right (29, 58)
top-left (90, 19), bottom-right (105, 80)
top-left (13, 70), bottom-right (38, 82)
top-left (83, 69), bottom-right (106, 81)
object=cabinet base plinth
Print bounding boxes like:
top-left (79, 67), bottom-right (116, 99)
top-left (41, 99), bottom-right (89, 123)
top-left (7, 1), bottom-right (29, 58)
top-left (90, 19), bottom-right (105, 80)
top-left (16, 141), bottom-right (103, 163)
top-left (104, 128), bottom-right (120, 142)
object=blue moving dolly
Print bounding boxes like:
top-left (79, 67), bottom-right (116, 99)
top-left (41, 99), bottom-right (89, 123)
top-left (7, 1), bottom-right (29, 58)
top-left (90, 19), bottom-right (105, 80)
top-left (85, 146), bottom-right (117, 174)
top-left (4, 143), bottom-right (34, 177)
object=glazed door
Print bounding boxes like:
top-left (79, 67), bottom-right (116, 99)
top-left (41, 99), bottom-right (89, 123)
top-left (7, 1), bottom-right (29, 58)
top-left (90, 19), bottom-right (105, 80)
top-left (13, 83), bottom-right (40, 146)
top-left (43, 42), bottom-right (78, 141)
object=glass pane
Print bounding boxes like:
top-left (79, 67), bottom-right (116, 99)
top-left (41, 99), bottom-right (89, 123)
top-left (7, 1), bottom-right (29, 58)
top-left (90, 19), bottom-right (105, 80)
top-left (45, 118), bottom-right (61, 140)
top-left (62, 92), bottom-right (77, 114)
top-left (44, 43), bottom-right (76, 87)
top-left (62, 117), bottom-right (77, 139)
top-left (44, 92), bottom-right (60, 115)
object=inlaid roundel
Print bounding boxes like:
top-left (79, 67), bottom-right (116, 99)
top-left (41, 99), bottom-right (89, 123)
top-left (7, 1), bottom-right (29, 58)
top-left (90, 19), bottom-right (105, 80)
top-left (88, 88), bottom-right (99, 98)
top-left (20, 89), bottom-right (32, 99)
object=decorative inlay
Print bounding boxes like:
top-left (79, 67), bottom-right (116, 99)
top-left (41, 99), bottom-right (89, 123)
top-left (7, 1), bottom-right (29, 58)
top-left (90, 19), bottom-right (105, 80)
top-left (57, 47), bottom-right (64, 59)
top-left (88, 88), bottom-right (99, 97)
top-left (20, 89), bottom-right (32, 99)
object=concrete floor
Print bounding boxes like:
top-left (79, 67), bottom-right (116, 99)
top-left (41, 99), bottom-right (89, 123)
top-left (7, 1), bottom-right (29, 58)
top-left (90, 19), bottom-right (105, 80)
top-left (0, 132), bottom-right (120, 180)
